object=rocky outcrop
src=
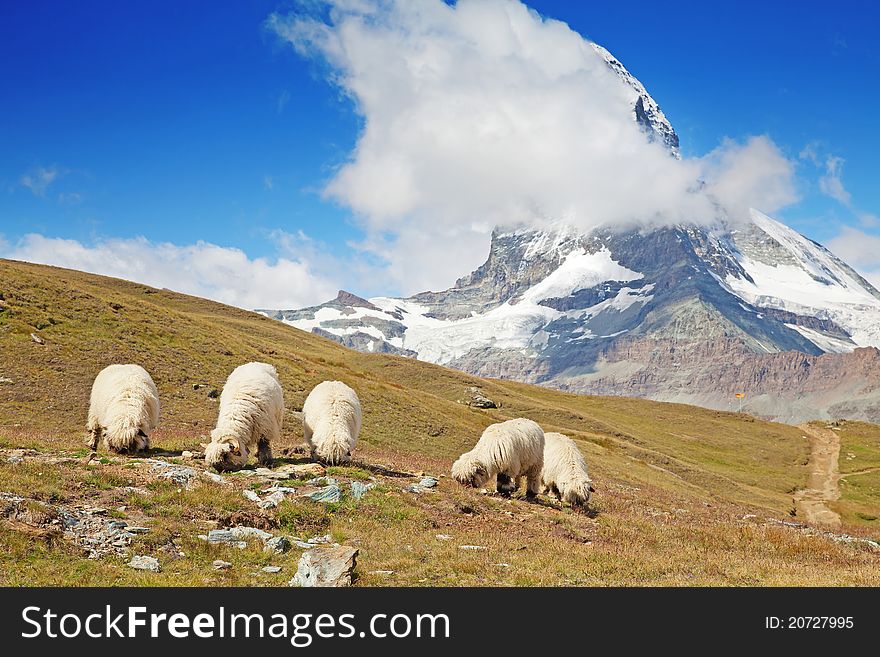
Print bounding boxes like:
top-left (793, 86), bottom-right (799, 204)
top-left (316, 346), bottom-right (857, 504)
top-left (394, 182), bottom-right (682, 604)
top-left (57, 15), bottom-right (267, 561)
top-left (555, 339), bottom-right (880, 423)
top-left (290, 545), bottom-right (359, 587)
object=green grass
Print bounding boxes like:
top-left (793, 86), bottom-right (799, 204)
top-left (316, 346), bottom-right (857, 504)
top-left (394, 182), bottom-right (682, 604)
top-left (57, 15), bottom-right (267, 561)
top-left (830, 421), bottom-right (880, 529)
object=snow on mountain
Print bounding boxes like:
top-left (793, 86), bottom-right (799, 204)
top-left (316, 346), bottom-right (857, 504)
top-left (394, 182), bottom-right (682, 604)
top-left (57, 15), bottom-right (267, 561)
top-left (273, 246), bottom-right (648, 364)
top-left (721, 209), bottom-right (880, 350)
top-left (590, 42), bottom-right (680, 156)
top-left (370, 248), bottom-right (646, 364)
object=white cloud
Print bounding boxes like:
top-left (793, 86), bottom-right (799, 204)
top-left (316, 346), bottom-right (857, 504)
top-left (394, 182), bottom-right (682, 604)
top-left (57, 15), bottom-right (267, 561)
top-left (700, 136), bottom-right (798, 220)
top-left (277, 89), bottom-right (292, 114)
top-left (269, 0), bottom-right (800, 293)
top-left (819, 155), bottom-right (852, 206)
top-left (858, 212), bottom-right (879, 228)
top-left (826, 226), bottom-right (880, 288)
top-left (2, 234), bottom-right (340, 310)
top-left (58, 191), bottom-right (83, 205)
top-left (20, 166), bottom-right (61, 196)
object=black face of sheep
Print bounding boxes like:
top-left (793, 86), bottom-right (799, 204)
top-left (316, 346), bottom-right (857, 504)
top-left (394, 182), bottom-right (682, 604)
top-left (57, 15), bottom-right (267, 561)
top-left (496, 473), bottom-right (517, 495)
top-left (204, 438), bottom-right (247, 472)
top-left (451, 458), bottom-right (490, 488)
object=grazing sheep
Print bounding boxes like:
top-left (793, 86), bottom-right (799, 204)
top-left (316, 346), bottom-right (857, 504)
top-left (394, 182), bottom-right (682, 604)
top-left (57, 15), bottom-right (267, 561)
top-left (87, 364), bottom-right (160, 453)
top-left (302, 381), bottom-right (362, 465)
top-left (204, 362), bottom-right (283, 472)
top-left (451, 418), bottom-right (544, 497)
top-left (541, 432), bottom-right (594, 507)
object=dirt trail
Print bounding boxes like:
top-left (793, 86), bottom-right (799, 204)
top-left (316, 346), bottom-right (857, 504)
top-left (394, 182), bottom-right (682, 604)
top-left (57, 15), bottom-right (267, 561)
top-left (794, 424), bottom-right (841, 527)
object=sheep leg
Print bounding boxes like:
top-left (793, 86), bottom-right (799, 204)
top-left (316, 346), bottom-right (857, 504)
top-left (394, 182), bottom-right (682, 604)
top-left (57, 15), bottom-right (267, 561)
top-left (496, 473), bottom-right (515, 495)
top-left (525, 466), bottom-right (542, 498)
top-left (85, 427), bottom-right (100, 451)
top-left (257, 438), bottom-right (273, 467)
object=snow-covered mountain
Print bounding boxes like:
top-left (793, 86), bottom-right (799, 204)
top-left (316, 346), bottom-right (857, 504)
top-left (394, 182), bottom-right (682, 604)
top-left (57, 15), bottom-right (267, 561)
top-left (259, 43), bottom-right (880, 423)
top-left (261, 209), bottom-right (880, 422)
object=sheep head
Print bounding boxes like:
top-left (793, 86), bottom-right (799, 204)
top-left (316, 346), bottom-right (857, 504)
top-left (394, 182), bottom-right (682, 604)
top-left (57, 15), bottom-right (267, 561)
top-left (564, 479), bottom-right (594, 507)
top-left (312, 438), bottom-right (351, 466)
top-left (451, 455), bottom-right (489, 488)
top-left (204, 433), bottom-right (247, 472)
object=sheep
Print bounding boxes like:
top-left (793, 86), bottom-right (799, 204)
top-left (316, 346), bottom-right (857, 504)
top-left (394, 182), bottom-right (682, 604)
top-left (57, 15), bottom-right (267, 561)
top-left (451, 418), bottom-right (545, 497)
top-left (541, 432), bottom-right (594, 507)
top-left (86, 364), bottom-right (160, 453)
top-left (301, 380), bottom-right (362, 465)
top-left (204, 362), bottom-right (283, 472)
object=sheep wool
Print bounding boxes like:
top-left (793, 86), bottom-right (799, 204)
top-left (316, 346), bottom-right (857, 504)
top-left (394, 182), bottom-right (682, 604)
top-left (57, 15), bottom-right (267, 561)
top-left (205, 362), bottom-right (283, 472)
top-left (87, 364), bottom-right (160, 453)
top-left (302, 380), bottom-right (362, 465)
top-left (451, 418), bottom-right (545, 496)
top-left (541, 432), bottom-right (594, 507)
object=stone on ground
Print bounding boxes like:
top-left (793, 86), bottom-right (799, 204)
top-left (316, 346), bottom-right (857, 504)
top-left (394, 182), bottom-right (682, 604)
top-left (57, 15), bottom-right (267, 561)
top-left (289, 546), bottom-right (359, 587)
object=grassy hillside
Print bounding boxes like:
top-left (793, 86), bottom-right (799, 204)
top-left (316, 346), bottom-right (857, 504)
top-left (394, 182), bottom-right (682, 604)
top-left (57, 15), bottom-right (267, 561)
top-left (1, 258), bottom-right (878, 586)
top-left (828, 421), bottom-right (880, 528)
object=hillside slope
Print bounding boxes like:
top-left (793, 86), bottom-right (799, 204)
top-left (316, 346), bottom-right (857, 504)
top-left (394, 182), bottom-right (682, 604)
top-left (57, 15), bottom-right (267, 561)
top-left (0, 259), bottom-right (878, 586)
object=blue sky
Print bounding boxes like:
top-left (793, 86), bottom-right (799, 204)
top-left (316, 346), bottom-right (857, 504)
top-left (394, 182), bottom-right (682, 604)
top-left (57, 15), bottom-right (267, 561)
top-left (2, 0), bottom-right (879, 307)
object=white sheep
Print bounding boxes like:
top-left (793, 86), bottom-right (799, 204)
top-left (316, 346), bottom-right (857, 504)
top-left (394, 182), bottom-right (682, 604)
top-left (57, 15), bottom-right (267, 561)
top-left (87, 364), bottom-right (160, 453)
top-left (301, 380), bottom-right (362, 465)
top-left (451, 418), bottom-right (545, 497)
top-left (204, 362), bottom-right (283, 472)
top-left (541, 432), bottom-right (594, 507)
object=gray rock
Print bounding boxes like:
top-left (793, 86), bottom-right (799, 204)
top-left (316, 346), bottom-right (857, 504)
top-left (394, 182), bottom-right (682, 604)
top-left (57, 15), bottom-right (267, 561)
top-left (350, 481), bottom-right (374, 500)
top-left (260, 491), bottom-right (286, 509)
top-left (293, 534), bottom-right (336, 550)
top-left (228, 526), bottom-right (273, 542)
top-left (264, 536), bottom-right (292, 554)
top-left (242, 489), bottom-right (261, 503)
top-left (150, 460), bottom-right (198, 488)
top-left (280, 462), bottom-right (326, 478)
top-left (404, 476), bottom-right (439, 493)
top-left (290, 546), bottom-right (359, 588)
top-left (262, 565), bottom-right (282, 574)
top-left (202, 471), bottom-right (229, 485)
top-left (308, 476), bottom-right (338, 487)
top-left (306, 484), bottom-right (342, 504)
top-left (30, 333), bottom-right (45, 345)
top-left (204, 527), bottom-right (272, 546)
top-left (255, 468), bottom-right (290, 480)
top-left (213, 559), bottom-right (233, 570)
top-left (464, 387), bottom-right (498, 408)
top-left (128, 555), bottom-right (160, 572)
top-left (263, 485), bottom-right (297, 494)
top-left (459, 545), bottom-right (488, 551)
top-left (204, 529), bottom-right (235, 544)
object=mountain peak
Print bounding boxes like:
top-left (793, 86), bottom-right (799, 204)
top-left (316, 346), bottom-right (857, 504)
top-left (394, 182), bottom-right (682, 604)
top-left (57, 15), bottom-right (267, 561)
top-left (590, 42), bottom-right (680, 156)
